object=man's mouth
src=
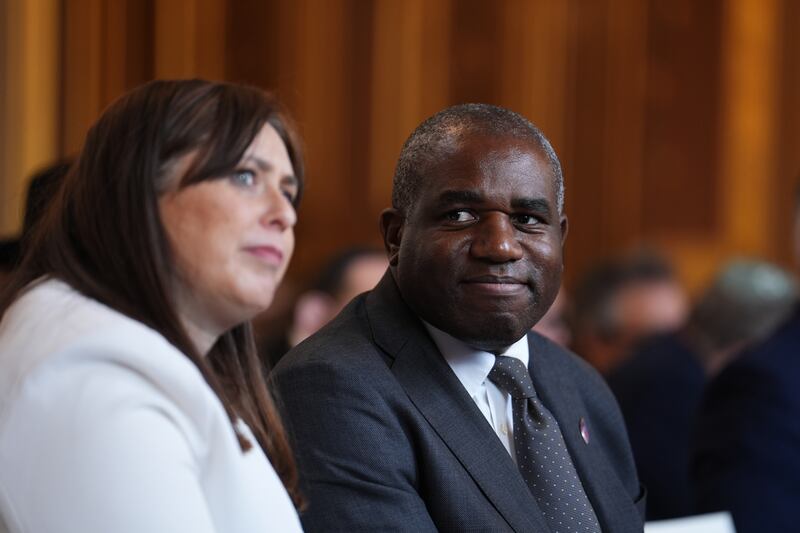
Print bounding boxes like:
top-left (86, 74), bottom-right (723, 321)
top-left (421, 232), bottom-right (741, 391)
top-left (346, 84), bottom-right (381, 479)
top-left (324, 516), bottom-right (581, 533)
top-left (460, 275), bottom-right (529, 295)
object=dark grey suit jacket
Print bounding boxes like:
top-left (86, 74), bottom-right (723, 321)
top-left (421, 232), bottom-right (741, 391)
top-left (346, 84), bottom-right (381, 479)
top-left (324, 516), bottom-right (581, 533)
top-left (272, 273), bottom-right (645, 532)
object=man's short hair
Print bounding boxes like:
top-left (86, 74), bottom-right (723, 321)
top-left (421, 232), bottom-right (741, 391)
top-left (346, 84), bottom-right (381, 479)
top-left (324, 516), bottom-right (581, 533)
top-left (392, 103), bottom-right (564, 217)
top-left (690, 259), bottom-right (797, 351)
top-left (312, 246), bottom-right (385, 300)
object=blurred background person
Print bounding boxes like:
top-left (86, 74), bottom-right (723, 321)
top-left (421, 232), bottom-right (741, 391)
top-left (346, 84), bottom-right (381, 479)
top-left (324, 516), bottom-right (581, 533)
top-left (0, 162), bottom-right (70, 288)
top-left (259, 246), bottom-right (387, 369)
top-left (608, 259), bottom-right (798, 520)
top-left (0, 80), bottom-right (305, 532)
top-left (0, 241), bottom-right (19, 288)
top-left (570, 249), bottom-right (690, 375)
top-left (692, 188), bottom-right (800, 533)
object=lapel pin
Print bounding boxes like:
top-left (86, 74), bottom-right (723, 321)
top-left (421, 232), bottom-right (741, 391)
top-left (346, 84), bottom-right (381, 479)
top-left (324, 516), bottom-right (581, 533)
top-left (579, 417), bottom-right (590, 444)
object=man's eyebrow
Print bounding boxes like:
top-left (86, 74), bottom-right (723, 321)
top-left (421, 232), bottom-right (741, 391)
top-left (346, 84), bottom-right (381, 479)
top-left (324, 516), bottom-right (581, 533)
top-left (512, 197), bottom-right (552, 214)
top-left (436, 190), bottom-right (483, 206)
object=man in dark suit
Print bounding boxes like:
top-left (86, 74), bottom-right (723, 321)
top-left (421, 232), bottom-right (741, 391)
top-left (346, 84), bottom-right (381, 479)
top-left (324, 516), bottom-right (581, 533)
top-left (692, 193), bottom-right (800, 533)
top-left (609, 260), bottom-right (796, 520)
top-left (272, 104), bottom-right (645, 532)
top-left (692, 310), bottom-right (800, 533)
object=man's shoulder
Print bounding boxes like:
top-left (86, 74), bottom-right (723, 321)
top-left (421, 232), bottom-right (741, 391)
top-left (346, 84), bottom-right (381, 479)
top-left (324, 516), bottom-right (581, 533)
top-left (718, 310), bottom-right (800, 384)
top-left (528, 331), bottom-right (608, 389)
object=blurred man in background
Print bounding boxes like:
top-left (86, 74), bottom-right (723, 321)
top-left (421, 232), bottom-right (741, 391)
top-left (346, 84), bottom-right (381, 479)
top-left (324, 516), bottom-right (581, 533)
top-left (608, 259), bottom-right (797, 520)
top-left (260, 246), bottom-right (387, 368)
top-left (571, 250), bottom-right (689, 375)
top-left (692, 190), bottom-right (800, 533)
top-left (0, 161), bottom-right (70, 288)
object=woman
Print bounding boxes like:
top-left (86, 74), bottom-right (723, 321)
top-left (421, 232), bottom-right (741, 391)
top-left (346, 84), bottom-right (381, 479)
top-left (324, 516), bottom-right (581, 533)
top-left (0, 80), bottom-right (304, 532)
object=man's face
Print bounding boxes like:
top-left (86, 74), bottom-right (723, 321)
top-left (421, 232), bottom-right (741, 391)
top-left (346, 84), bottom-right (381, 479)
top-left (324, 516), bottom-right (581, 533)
top-left (382, 133), bottom-right (567, 353)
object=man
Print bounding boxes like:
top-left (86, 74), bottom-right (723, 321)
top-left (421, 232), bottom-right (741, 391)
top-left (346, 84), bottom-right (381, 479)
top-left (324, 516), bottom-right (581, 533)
top-left (272, 104), bottom-right (645, 532)
top-left (260, 246), bottom-right (388, 368)
top-left (571, 251), bottom-right (688, 375)
top-left (0, 161), bottom-right (70, 288)
top-left (609, 260), bottom-right (797, 520)
top-left (692, 195), bottom-right (800, 532)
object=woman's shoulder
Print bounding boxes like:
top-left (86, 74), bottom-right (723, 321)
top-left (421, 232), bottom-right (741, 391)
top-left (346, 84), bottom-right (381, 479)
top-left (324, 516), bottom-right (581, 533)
top-left (0, 280), bottom-right (302, 533)
top-left (0, 279), bottom-right (217, 429)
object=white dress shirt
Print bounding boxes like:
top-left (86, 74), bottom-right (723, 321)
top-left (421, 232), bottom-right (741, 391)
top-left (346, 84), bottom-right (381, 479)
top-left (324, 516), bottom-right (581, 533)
top-left (0, 279), bottom-right (303, 533)
top-left (424, 322), bottom-right (530, 461)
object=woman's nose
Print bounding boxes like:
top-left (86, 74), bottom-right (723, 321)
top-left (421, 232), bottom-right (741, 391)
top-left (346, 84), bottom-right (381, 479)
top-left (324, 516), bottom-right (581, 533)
top-left (260, 183), bottom-right (297, 231)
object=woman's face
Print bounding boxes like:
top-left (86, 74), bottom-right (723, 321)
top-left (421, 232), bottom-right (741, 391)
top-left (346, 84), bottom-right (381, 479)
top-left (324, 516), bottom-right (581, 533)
top-left (159, 123), bottom-right (298, 343)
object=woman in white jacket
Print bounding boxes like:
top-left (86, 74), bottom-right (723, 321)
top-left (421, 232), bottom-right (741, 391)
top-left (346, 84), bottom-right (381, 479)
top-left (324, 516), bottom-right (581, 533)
top-left (0, 80), bottom-right (305, 532)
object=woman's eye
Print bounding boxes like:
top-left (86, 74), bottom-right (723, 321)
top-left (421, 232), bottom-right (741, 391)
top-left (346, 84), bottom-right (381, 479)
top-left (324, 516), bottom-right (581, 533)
top-left (230, 170), bottom-right (256, 187)
top-left (446, 210), bottom-right (475, 222)
top-left (282, 187), bottom-right (297, 204)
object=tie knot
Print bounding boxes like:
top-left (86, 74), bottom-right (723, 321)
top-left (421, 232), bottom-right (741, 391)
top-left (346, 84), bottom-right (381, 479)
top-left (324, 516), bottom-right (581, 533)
top-left (487, 355), bottom-right (536, 399)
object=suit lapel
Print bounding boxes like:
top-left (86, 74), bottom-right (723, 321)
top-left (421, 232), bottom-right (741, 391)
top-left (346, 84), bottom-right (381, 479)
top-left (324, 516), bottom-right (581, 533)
top-left (366, 274), bottom-right (549, 533)
top-left (530, 336), bottom-right (641, 532)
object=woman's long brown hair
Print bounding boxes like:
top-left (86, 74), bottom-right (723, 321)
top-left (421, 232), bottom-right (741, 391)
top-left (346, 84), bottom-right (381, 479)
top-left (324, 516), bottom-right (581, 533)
top-left (0, 79), bottom-right (304, 507)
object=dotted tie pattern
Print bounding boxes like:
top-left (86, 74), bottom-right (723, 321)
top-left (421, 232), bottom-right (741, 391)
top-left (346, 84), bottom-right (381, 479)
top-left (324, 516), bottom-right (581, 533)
top-left (488, 355), bottom-right (602, 533)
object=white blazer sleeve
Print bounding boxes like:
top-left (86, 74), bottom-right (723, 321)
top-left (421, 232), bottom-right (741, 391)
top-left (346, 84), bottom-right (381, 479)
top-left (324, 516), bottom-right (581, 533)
top-left (1, 359), bottom-right (220, 533)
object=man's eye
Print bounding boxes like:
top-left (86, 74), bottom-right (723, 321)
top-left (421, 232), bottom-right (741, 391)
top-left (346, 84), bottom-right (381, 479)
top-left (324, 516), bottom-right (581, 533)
top-left (446, 210), bottom-right (475, 222)
top-left (513, 214), bottom-right (541, 226)
top-left (230, 170), bottom-right (256, 187)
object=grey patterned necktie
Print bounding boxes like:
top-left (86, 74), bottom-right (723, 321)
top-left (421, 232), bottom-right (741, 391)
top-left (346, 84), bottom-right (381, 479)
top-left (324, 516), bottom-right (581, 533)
top-left (488, 355), bottom-right (601, 533)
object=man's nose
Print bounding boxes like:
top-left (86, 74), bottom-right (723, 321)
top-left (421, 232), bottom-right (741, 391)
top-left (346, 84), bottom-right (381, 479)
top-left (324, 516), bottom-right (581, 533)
top-left (469, 213), bottom-right (523, 262)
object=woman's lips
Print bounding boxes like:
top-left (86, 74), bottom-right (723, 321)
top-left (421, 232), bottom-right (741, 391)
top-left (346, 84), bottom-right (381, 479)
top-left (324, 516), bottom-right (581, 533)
top-left (244, 245), bottom-right (284, 266)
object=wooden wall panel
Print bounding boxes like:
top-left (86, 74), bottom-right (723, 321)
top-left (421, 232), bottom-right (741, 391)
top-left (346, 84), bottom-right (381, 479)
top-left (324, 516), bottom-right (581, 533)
top-left (562, 1), bottom-right (613, 281)
top-left (61, 0), bottom-right (153, 155)
top-left (499, 0), bottom-right (572, 157)
top-left (774, 0), bottom-right (800, 267)
top-left (61, 0), bottom-right (104, 155)
top-left (1, 0), bottom-right (796, 290)
top-left (367, 0), bottom-right (452, 221)
top-left (278, 0), bottom-right (378, 281)
top-left (154, 0), bottom-right (225, 79)
top-left (225, 0), bottom-right (281, 88)
top-left (657, 0), bottom-right (782, 290)
top-left (0, 0), bottom-right (60, 236)
top-left (642, 0), bottom-right (723, 237)
top-left (598, 0), bottom-right (649, 253)
top-left (450, 0), bottom-right (502, 105)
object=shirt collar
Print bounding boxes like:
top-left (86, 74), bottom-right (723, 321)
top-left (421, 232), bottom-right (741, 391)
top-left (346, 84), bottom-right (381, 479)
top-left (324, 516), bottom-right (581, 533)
top-left (423, 321), bottom-right (530, 397)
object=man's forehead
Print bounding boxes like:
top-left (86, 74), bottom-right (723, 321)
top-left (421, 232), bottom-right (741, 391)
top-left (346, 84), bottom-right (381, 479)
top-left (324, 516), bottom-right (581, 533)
top-left (431, 187), bottom-right (555, 213)
top-left (424, 140), bottom-right (556, 191)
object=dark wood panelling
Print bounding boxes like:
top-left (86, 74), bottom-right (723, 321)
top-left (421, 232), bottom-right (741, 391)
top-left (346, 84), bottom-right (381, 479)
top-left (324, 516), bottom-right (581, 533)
top-left (641, 0), bottom-right (723, 236)
top-left (449, 0), bottom-right (503, 105)
top-left (60, 0), bottom-right (153, 155)
top-left (225, 0), bottom-right (281, 88)
top-left (562, 0), bottom-right (611, 284)
top-left (44, 0), bottom-right (794, 290)
top-left (341, 0), bottom-right (376, 239)
top-left (774, 0), bottom-right (800, 267)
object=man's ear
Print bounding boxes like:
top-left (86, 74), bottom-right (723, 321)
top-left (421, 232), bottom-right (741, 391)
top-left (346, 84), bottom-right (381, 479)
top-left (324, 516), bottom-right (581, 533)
top-left (380, 208), bottom-right (404, 267)
top-left (560, 215), bottom-right (569, 245)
